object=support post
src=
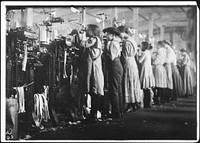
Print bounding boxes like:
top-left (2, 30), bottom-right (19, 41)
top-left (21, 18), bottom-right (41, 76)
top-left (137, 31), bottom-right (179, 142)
top-left (169, 31), bottom-right (173, 44)
top-left (160, 25), bottom-right (165, 41)
top-left (149, 14), bottom-right (154, 38)
top-left (132, 8), bottom-right (139, 43)
top-left (82, 7), bottom-right (86, 28)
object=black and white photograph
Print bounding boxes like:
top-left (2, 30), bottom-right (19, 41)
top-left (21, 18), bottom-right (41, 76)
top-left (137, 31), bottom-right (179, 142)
top-left (1, 1), bottom-right (199, 142)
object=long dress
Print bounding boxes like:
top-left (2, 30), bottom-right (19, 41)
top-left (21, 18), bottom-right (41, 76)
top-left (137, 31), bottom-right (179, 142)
top-left (153, 47), bottom-right (167, 88)
top-left (121, 38), bottom-right (142, 104)
top-left (164, 47), bottom-right (174, 90)
top-left (180, 52), bottom-right (194, 96)
top-left (190, 59), bottom-right (197, 94)
top-left (79, 36), bottom-right (104, 96)
top-left (171, 50), bottom-right (183, 98)
top-left (138, 50), bottom-right (155, 89)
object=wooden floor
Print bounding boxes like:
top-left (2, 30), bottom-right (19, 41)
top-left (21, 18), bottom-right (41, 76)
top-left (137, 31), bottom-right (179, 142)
top-left (20, 95), bottom-right (198, 141)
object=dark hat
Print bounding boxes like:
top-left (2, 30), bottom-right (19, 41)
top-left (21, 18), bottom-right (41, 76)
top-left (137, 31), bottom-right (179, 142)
top-left (141, 41), bottom-right (149, 48)
top-left (157, 40), bottom-right (164, 46)
top-left (69, 29), bottom-right (78, 36)
top-left (103, 27), bottom-right (120, 36)
top-left (163, 40), bottom-right (172, 46)
top-left (117, 26), bottom-right (127, 33)
top-left (180, 48), bottom-right (186, 53)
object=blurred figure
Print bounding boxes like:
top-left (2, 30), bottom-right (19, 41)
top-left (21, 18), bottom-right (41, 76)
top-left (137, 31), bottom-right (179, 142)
top-left (103, 27), bottom-right (123, 118)
top-left (171, 45), bottom-right (183, 100)
top-left (138, 41), bottom-right (155, 108)
top-left (118, 26), bottom-right (142, 112)
top-left (152, 41), bottom-right (167, 104)
top-left (179, 49), bottom-right (194, 97)
top-left (163, 40), bottom-right (174, 102)
top-left (189, 57), bottom-right (197, 95)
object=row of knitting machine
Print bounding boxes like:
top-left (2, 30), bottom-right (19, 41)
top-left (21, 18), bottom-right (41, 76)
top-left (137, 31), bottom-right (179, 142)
top-left (5, 24), bottom-right (85, 140)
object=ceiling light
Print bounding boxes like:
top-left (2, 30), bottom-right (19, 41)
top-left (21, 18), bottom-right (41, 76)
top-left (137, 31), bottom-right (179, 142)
top-left (96, 18), bottom-right (102, 23)
top-left (71, 7), bottom-right (80, 13)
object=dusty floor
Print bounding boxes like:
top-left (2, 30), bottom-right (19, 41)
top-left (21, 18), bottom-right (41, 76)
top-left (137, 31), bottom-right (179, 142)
top-left (19, 95), bottom-right (197, 141)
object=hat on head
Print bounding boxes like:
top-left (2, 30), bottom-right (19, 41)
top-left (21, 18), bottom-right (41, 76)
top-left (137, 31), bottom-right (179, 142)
top-left (69, 29), bottom-right (78, 36)
top-left (141, 41), bottom-right (150, 49)
top-left (180, 48), bottom-right (186, 53)
top-left (163, 40), bottom-right (172, 46)
top-left (117, 26), bottom-right (127, 33)
top-left (103, 27), bottom-right (120, 36)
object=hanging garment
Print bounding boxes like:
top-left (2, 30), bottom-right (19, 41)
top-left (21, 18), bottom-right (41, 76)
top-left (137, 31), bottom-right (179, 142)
top-left (42, 86), bottom-right (50, 122)
top-left (33, 94), bottom-right (42, 127)
top-left (13, 86), bottom-right (26, 113)
top-left (63, 50), bottom-right (68, 78)
top-left (41, 94), bottom-right (50, 122)
top-left (32, 94), bottom-right (42, 127)
top-left (43, 85), bottom-right (49, 98)
top-left (22, 45), bottom-right (28, 71)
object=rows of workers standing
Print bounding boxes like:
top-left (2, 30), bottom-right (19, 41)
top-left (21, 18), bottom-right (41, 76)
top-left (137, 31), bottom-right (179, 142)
top-left (74, 24), bottom-right (196, 123)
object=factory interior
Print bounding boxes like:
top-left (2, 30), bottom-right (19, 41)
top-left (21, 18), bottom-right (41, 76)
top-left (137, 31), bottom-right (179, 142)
top-left (2, 1), bottom-right (198, 142)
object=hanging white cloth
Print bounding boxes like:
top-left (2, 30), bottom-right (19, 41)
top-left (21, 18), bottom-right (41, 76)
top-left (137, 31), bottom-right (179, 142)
top-left (13, 86), bottom-right (26, 113)
top-left (22, 45), bottom-right (28, 71)
top-left (63, 50), bottom-right (68, 78)
top-left (41, 94), bottom-right (50, 122)
top-left (43, 85), bottom-right (49, 98)
top-left (13, 82), bottom-right (34, 114)
top-left (43, 86), bottom-right (50, 122)
top-left (32, 94), bottom-right (42, 127)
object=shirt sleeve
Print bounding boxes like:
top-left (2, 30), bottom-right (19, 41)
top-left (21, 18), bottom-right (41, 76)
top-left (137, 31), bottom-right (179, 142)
top-left (109, 41), bottom-right (120, 61)
top-left (80, 37), bottom-right (97, 48)
top-left (88, 38), bottom-right (101, 60)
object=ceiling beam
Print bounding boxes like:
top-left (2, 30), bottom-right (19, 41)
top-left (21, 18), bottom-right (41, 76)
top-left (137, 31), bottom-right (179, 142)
top-left (86, 11), bottom-right (102, 20)
top-left (180, 7), bottom-right (187, 16)
top-left (128, 7), bottom-right (159, 28)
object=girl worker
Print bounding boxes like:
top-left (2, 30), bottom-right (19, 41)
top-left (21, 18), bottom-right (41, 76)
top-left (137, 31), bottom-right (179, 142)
top-left (138, 41), bottom-right (155, 108)
top-left (152, 41), bottom-right (167, 104)
top-left (103, 27), bottom-right (123, 118)
top-left (170, 45), bottom-right (183, 100)
top-left (163, 40), bottom-right (174, 102)
top-left (179, 49), bottom-right (194, 97)
top-left (117, 26), bottom-right (142, 112)
top-left (79, 24), bottom-right (104, 122)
